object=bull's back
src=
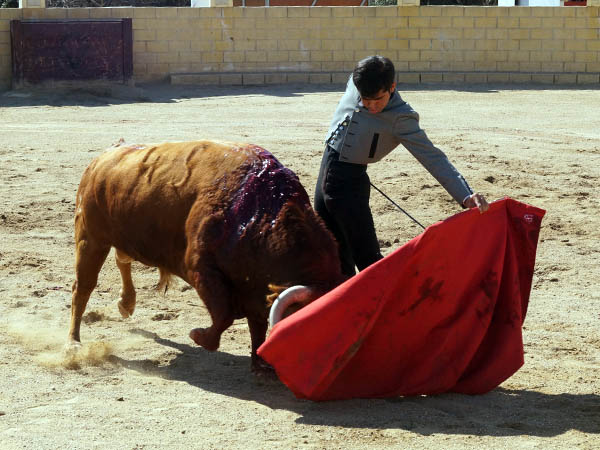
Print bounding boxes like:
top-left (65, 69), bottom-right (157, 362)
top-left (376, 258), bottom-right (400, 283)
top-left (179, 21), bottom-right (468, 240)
top-left (76, 141), bottom-right (254, 268)
top-left (82, 141), bottom-right (250, 199)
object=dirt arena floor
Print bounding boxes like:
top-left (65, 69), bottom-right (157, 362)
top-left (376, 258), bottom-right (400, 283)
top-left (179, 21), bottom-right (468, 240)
top-left (1, 82), bottom-right (598, 449)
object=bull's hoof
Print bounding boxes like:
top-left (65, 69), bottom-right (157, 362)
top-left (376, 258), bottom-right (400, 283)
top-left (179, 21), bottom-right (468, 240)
top-left (251, 356), bottom-right (276, 377)
top-left (189, 328), bottom-right (219, 352)
top-left (63, 340), bottom-right (82, 358)
top-left (117, 300), bottom-right (135, 318)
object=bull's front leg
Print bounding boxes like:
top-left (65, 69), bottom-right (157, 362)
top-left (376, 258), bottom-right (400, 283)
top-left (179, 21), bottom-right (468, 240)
top-left (247, 316), bottom-right (273, 374)
top-left (189, 267), bottom-right (234, 352)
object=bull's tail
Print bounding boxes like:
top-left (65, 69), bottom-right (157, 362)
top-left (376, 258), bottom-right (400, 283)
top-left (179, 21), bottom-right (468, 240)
top-left (157, 268), bottom-right (174, 294)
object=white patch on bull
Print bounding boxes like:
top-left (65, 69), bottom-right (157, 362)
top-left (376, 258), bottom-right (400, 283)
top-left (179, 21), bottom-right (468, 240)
top-left (111, 137), bottom-right (126, 147)
top-left (76, 194), bottom-right (83, 214)
top-left (105, 140), bottom-right (148, 154)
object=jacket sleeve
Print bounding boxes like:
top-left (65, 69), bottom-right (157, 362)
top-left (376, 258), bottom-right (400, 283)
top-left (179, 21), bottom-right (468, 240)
top-left (392, 112), bottom-right (473, 205)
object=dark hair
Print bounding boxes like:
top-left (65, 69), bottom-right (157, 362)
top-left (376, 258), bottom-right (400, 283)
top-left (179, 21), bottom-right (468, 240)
top-left (352, 56), bottom-right (396, 98)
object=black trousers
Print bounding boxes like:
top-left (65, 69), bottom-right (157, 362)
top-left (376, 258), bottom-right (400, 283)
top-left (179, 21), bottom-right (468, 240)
top-left (314, 146), bottom-right (383, 277)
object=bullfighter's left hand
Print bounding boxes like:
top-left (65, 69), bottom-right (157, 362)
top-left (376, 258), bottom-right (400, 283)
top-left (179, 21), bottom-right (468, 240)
top-left (463, 193), bottom-right (489, 213)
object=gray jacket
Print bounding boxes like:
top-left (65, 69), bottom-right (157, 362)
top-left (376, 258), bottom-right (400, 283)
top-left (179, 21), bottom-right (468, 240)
top-left (326, 77), bottom-right (473, 205)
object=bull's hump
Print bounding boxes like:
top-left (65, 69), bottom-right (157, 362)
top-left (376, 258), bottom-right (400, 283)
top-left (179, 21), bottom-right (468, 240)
top-left (227, 145), bottom-right (309, 234)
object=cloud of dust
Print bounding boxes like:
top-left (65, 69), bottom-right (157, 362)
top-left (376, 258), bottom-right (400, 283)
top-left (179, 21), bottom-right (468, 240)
top-left (43, 341), bottom-right (114, 370)
top-left (6, 311), bottom-right (143, 370)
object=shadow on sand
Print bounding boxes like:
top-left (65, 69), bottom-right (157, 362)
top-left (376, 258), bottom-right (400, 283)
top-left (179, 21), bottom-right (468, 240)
top-left (0, 83), bottom-right (339, 108)
top-left (2, 81), bottom-right (598, 108)
top-left (109, 329), bottom-right (599, 438)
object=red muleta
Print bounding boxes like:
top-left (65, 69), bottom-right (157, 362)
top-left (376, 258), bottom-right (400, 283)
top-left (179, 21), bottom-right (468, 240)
top-left (258, 198), bottom-right (545, 401)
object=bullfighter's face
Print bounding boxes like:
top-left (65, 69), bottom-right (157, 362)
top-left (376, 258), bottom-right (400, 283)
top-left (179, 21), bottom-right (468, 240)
top-left (360, 82), bottom-right (396, 114)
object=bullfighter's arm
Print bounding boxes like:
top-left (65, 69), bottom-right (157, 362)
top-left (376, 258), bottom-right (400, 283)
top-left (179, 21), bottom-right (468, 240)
top-left (391, 112), bottom-right (477, 208)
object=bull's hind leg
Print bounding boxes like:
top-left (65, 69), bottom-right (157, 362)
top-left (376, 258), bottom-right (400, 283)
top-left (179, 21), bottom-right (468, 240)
top-left (67, 231), bottom-right (110, 347)
top-left (189, 266), bottom-right (234, 352)
top-left (115, 250), bottom-right (136, 318)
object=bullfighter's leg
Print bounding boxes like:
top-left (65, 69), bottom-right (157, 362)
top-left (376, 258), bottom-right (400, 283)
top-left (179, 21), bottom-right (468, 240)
top-left (115, 250), bottom-right (136, 318)
top-left (189, 266), bottom-right (234, 352)
top-left (67, 234), bottom-right (110, 347)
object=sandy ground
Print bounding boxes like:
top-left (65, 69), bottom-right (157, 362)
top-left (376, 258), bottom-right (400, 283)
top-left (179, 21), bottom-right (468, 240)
top-left (0, 82), bottom-right (598, 449)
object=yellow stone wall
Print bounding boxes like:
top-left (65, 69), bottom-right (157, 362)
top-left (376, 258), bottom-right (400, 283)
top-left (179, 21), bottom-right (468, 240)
top-left (1, 6), bottom-right (599, 89)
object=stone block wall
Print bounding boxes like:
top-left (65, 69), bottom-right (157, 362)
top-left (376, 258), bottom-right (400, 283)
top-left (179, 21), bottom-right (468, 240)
top-left (1, 6), bottom-right (599, 89)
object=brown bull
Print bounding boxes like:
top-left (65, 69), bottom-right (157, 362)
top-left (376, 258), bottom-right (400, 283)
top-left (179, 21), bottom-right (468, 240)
top-left (67, 140), bottom-right (344, 370)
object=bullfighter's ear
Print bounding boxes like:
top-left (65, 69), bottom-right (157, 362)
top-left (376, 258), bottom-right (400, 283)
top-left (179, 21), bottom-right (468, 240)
top-left (266, 284), bottom-right (286, 307)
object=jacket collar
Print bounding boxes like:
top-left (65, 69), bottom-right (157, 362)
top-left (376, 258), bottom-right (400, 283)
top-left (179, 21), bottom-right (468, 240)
top-left (384, 90), bottom-right (404, 111)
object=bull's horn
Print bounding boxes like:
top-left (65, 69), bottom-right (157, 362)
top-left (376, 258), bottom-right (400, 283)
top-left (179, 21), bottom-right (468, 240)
top-left (269, 285), bottom-right (313, 328)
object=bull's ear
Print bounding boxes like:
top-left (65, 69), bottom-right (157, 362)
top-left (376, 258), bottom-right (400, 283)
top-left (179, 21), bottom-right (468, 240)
top-left (273, 200), bottom-right (312, 240)
top-left (279, 200), bottom-right (309, 222)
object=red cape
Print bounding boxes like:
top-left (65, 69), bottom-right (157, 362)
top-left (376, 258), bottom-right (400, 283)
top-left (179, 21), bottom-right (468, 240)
top-left (258, 198), bottom-right (545, 401)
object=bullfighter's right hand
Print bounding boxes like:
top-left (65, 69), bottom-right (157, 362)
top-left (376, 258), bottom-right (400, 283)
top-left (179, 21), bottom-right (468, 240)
top-left (463, 193), bottom-right (489, 213)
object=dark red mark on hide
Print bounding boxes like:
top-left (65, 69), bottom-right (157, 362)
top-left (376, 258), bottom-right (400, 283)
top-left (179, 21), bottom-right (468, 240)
top-left (508, 311), bottom-right (521, 328)
top-left (476, 300), bottom-right (494, 322)
top-left (399, 277), bottom-right (444, 315)
top-left (476, 271), bottom-right (498, 321)
top-left (480, 270), bottom-right (498, 300)
top-left (227, 146), bottom-right (310, 236)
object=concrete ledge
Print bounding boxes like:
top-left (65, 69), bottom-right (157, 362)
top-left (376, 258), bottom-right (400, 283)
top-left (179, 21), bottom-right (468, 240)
top-left (242, 73), bottom-right (265, 85)
top-left (219, 73), bottom-right (243, 85)
top-left (577, 74), bottom-right (600, 84)
top-left (170, 72), bottom-right (341, 86)
top-left (170, 71), bottom-right (600, 87)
